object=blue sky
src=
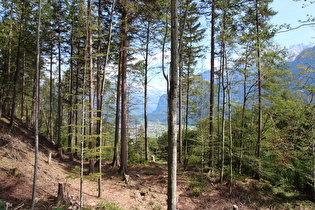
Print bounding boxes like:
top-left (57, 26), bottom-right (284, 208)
top-left (271, 0), bottom-right (315, 47)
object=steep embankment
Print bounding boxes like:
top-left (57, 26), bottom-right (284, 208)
top-left (0, 117), bottom-right (70, 208)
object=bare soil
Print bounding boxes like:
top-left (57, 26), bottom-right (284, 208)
top-left (0, 117), bottom-right (313, 210)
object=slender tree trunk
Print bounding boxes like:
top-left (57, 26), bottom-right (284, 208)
top-left (80, 23), bottom-right (89, 209)
top-left (87, 0), bottom-right (95, 174)
top-left (238, 52), bottom-right (249, 174)
top-left (144, 21), bottom-right (150, 162)
top-left (112, 65), bottom-right (121, 167)
top-left (68, 25), bottom-right (74, 160)
top-left (21, 50), bottom-right (26, 122)
top-left (209, 0), bottom-right (216, 171)
top-left (96, 0), bottom-right (102, 197)
top-left (227, 63), bottom-right (233, 195)
top-left (119, 0), bottom-right (129, 175)
top-left (57, 18), bottom-right (62, 149)
top-left (255, 0), bottom-right (262, 180)
top-left (220, 45), bottom-right (226, 183)
top-left (1, 8), bottom-right (13, 117)
top-left (179, 64), bottom-right (183, 165)
top-left (184, 64), bottom-right (191, 168)
top-left (10, 2), bottom-right (25, 129)
top-left (162, 15), bottom-right (169, 92)
top-left (74, 47), bottom-right (80, 156)
top-left (31, 1), bottom-right (41, 208)
top-left (112, 55), bottom-right (121, 167)
top-left (178, 0), bottom-right (189, 166)
top-left (168, 0), bottom-right (179, 208)
top-left (49, 45), bottom-right (54, 144)
top-left (96, 0), bottom-right (116, 196)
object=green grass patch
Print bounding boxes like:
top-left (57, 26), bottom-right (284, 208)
top-left (95, 201), bottom-right (124, 210)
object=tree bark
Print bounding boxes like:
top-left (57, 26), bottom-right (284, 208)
top-left (68, 22), bottom-right (74, 160)
top-left (9, 2), bottom-right (25, 129)
top-left (209, 0), bottom-right (216, 171)
top-left (87, 0), bottom-right (95, 174)
top-left (144, 21), bottom-right (150, 162)
top-left (56, 183), bottom-right (71, 206)
top-left (57, 5), bottom-right (62, 149)
top-left (119, 0), bottom-right (129, 175)
top-left (49, 45), bottom-right (54, 144)
top-left (31, 1), bottom-right (41, 208)
top-left (168, 0), bottom-right (179, 208)
top-left (255, 0), bottom-right (262, 180)
top-left (112, 64), bottom-right (121, 168)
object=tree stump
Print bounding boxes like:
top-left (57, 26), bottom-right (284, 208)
top-left (58, 148), bottom-right (64, 160)
top-left (48, 152), bottom-right (52, 164)
top-left (233, 204), bottom-right (239, 210)
top-left (56, 183), bottom-right (71, 206)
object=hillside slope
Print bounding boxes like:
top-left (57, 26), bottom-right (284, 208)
top-left (1, 117), bottom-right (314, 209)
top-left (0, 117), bottom-right (70, 208)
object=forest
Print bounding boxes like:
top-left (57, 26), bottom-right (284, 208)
top-left (0, 0), bottom-right (315, 209)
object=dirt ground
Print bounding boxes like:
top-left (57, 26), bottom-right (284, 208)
top-left (1, 117), bottom-right (310, 210)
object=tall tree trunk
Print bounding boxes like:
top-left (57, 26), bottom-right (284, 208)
top-left (68, 24), bottom-right (74, 160)
top-left (0, 8), bottom-right (13, 117)
top-left (49, 45), bottom-right (54, 143)
top-left (119, 0), bottom-right (129, 175)
top-left (80, 21), bottom-right (89, 208)
top-left (168, 0), bottom-right (179, 208)
top-left (184, 63), bottom-right (191, 169)
top-left (87, 0), bottom-right (95, 174)
top-left (209, 0), bottom-right (216, 171)
top-left (10, 2), bottom-right (25, 129)
top-left (102, 0), bottom-right (118, 168)
top-left (238, 48), bottom-right (249, 174)
top-left (21, 50), bottom-right (26, 122)
top-left (112, 64), bottom-right (121, 167)
top-left (144, 21), bottom-right (150, 162)
top-left (96, 0), bottom-right (102, 197)
top-left (178, 68), bottom-right (183, 164)
top-left (255, 0), bottom-right (262, 180)
top-left (97, 0), bottom-right (116, 196)
top-left (178, 0), bottom-right (189, 165)
top-left (57, 12), bottom-right (62, 149)
top-left (220, 44), bottom-right (226, 183)
top-left (162, 15), bottom-right (169, 92)
top-left (31, 1), bottom-right (41, 208)
top-left (227, 61), bottom-right (233, 195)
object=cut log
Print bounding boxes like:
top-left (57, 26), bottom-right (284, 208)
top-left (56, 183), bottom-right (71, 206)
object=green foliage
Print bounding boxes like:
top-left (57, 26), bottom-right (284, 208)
top-left (157, 131), bottom-right (168, 161)
top-left (95, 201), bottom-right (124, 210)
top-left (0, 200), bottom-right (5, 210)
top-left (188, 175), bottom-right (206, 197)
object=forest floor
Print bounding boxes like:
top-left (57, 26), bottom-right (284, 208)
top-left (0, 117), bottom-right (314, 210)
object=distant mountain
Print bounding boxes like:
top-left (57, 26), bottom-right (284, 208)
top-left (289, 45), bottom-right (315, 94)
top-left (287, 44), bottom-right (311, 61)
top-left (148, 94), bottom-right (168, 123)
top-left (134, 44), bottom-right (315, 124)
